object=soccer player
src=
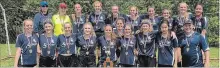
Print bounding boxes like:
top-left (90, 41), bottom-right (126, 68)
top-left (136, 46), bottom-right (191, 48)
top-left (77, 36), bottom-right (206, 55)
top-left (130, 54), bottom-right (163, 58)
top-left (71, 3), bottom-right (86, 36)
top-left (14, 19), bottom-right (39, 67)
top-left (97, 25), bottom-right (118, 67)
top-left (57, 23), bottom-right (78, 67)
top-left (52, 3), bottom-right (71, 36)
top-left (38, 21), bottom-right (57, 67)
top-left (33, 1), bottom-right (52, 34)
top-left (118, 24), bottom-right (138, 67)
top-left (156, 20), bottom-right (178, 67)
top-left (177, 20), bottom-right (209, 67)
top-left (127, 6), bottom-right (142, 32)
top-left (77, 23), bottom-right (97, 67)
top-left (135, 19), bottom-right (157, 67)
top-left (89, 1), bottom-right (107, 37)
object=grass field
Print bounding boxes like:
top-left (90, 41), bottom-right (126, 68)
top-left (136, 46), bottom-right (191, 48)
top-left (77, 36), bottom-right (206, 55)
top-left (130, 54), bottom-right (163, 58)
top-left (0, 44), bottom-right (219, 67)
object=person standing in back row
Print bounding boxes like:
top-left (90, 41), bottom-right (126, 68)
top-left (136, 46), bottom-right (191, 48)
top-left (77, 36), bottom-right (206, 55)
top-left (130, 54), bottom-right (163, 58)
top-left (34, 1), bottom-right (52, 34)
top-left (52, 3), bottom-right (71, 36)
top-left (89, 1), bottom-right (107, 37)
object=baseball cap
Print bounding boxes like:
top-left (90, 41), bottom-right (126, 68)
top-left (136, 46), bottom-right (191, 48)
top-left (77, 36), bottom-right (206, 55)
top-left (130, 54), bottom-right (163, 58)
top-left (40, 1), bottom-right (48, 7)
top-left (59, 3), bottom-right (67, 8)
top-left (184, 19), bottom-right (193, 25)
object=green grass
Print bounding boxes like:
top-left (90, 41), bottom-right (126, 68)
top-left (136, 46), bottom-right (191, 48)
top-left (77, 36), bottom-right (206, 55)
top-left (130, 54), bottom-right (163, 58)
top-left (0, 44), bottom-right (219, 67)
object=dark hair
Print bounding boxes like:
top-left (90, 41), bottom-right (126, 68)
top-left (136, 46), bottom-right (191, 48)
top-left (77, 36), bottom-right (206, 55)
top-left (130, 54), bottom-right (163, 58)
top-left (195, 3), bottom-right (203, 9)
top-left (159, 20), bottom-right (171, 39)
top-left (116, 17), bottom-right (125, 24)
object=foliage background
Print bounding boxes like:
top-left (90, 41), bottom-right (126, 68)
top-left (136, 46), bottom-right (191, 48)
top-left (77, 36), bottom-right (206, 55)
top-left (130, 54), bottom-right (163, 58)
top-left (0, 0), bottom-right (219, 67)
top-left (0, 0), bottom-right (218, 47)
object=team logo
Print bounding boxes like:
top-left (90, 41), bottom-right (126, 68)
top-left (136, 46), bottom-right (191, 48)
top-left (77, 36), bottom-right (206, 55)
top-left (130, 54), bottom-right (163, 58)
top-left (43, 43), bottom-right (47, 48)
top-left (61, 42), bottom-right (66, 47)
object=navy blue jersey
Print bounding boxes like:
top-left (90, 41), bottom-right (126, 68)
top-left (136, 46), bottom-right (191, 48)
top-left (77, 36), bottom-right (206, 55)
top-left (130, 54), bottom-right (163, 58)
top-left (191, 16), bottom-right (208, 33)
top-left (57, 34), bottom-right (77, 54)
top-left (89, 12), bottom-right (107, 32)
top-left (33, 13), bottom-right (52, 34)
top-left (135, 31), bottom-right (157, 57)
top-left (156, 33), bottom-right (178, 66)
top-left (39, 34), bottom-right (58, 57)
top-left (77, 35), bottom-right (97, 55)
top-left (72, 14), bottom-right (86, 36)
top-left (173, 13), bottom-right (193, 38)
top-left (126, 15), bottom-right (142, 32)
top-left (118, 36), bottom-right (136, 65)
top-left (179, 32), bottom-right (209, 67)
top-left (15, 33), bottom-right (39, 65)
top-left (97, 36), bottom-right (118, 64)
top-left (105, 13), bottom-right (128, 28)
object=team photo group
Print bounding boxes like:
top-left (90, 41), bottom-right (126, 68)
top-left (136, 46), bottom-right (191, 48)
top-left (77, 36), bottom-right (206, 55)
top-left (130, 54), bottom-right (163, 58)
top-left (14, 0), bottom-right (210, 67)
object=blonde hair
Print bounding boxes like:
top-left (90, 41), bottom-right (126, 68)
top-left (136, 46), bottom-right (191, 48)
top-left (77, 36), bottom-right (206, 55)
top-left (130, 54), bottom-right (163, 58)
top-left (83, 22), bottom-right (96, 37)
top-left (104, 24), bottom-right (118, 40)
top-left (178, 2), bottom-right (190, 20)
top-left (93, 1), bottom-right (102, 7)
top-left (129, 6), bottom-right (138, 16)
top-left (140, 19), bottom-right (153, 33)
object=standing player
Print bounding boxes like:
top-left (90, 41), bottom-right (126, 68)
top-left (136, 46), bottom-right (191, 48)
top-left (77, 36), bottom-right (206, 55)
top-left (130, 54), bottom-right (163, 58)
top-left (77, 23), bottom-right (97, 67)
top-left (33, 1), bottom-right (52, 34)
top-left (177, 20), bottom-right (209, 67)
top-left (71, 3), bottom-right (86, 36)
top-left (14, 19), bottom-right (39, 67)
top-left (156, 21), bottom-right (178, 67)
top-left (118, 24), bottom-right (138, 67)
top-left (135, 19), bottom-right (157, 67)
top-left (57, 23), bottom-right (78, 67)
top-left (52, 3), bottom-right (71, 36)
top-left (89, 1), bottom-right (107, 37)
top-left (97, 25), bottom-right (118, 67)
top-left (38, 21), bottom-right (57, 67)
top-left (127, 6), bottom-right (142, 32)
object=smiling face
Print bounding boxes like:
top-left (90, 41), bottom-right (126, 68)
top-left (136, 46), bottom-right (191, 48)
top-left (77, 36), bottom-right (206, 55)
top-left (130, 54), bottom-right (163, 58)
top-left (195, 5), bottom-right (203, 16)
top-left (148, 7), bottom-right (155, 17)
top-left (112, 6), bottom-right (119, 16)
top-left (24, 20), bottom-right (33, 33)
top-left (83, 23), bottom-right (93, 35)
top-left (59, 7), bottom-right (67, 15)
top-left (179, 3), bottom-right (188, 14)
top-left (162, 9), bottom-right (170, 19)
top-left (141, 23), bottom-right (150, 32)
top-left (124, 25), bottom-right (132, 36)
top-left (160, 23), bottom-right (169, 34)
top-left (74, 4), bottom-right (82, 13)
top-left (130, 6), bottom-right (138, 16)
top-left (183, 23), bottom-right (193, 34)
top-left (44, 23), bottom-right (53, 34)
top-left (116, 19), bottom-right (124, 30)
top-left (104, 25), bottom-right (113, 36)
top-left (94, 1), bottom-right (102, 12)
top-left (64, 23), bottom-right (72, 34)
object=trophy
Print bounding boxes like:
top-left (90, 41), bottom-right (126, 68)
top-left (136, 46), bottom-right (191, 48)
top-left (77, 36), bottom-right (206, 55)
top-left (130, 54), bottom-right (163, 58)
top-left (103, 41), bottom-right (113, 67)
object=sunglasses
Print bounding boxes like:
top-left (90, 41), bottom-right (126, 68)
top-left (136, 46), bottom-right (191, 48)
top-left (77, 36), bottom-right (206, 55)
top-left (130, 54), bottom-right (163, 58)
top-left (41, 5), bottom-right (48, 7)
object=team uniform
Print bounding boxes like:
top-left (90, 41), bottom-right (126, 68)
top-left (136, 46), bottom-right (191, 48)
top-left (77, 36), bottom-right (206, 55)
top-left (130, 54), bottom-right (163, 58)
top-left (57, 34), bottom-right (78, 67)
top-left (51, 14), bottom-right (71, 36)
top-left (72, 14), bottom-right (86, 36)
top-left (105, 13), bottom-right (128, 28)
top-left (89, 12), bottom-right (107, 37)
top-left (126, 15), bottom-right (142, 32)
top-left (38, 34), bottom-right (57, 67)
top-left (97, 36), bottom-right (118, 66)
top-left (156, 32), bottom-right (178, 67)
top-left (135, 32), bottom-right (157, 67)
top-left (77, 35), bottom-right (97, 67)
top-left (191, 16), bottom-right (208, 37)
top-left (118, 36), bottom-right (136, 67)
top-left (179, 32), bottom-right (209, 67)
top-left (15, 33), bottom-right (39, 67)
top-left (33, 12), bottom-right (52, 34)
